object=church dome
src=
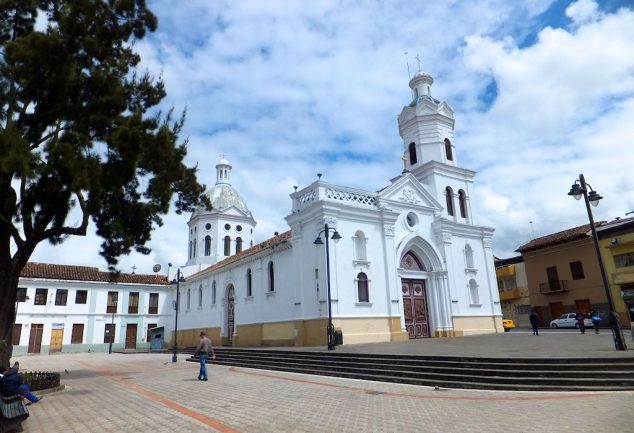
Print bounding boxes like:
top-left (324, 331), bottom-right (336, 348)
top-left (199, 183), bottom-right (251, 215)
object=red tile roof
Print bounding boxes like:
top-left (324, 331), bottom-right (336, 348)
top-left (21, 262), bottom-right (168, 285)
top-left (516, 222), bottom-right (605, 253)
top-left (189, 230), bottom-right (292, 279)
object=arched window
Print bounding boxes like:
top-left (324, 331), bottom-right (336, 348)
top-left (357, 272), bottom-right (369, 302)
top-left (188, 241), bottom-right (192, 259)
top-left (186, 288), bottom-right (191, 310)
top-left (236, 237), bottom-right (243, 254)
top-left (408, 142), bottom-right (417, 165)
top-left (212, 281), bottom-right (217, 305)
top-left (469, 279), bottom-right (479, 304)
top-left (400, 252), bottom-right (425, 271)
top-left (204, 235), bottom-right (211, 256)
top-left (268, 261), bottom-right (275, 292)
top-left (198, 285), bottom-right (203, 307)
top-left (224, 235), bottom-right (231, 256)
top-left (445, 187), bottom-right (454, 216)
top-left (246, 268), bottom-right (252, 297)
top-left (354, 230), bottom-right (367, 261)
top-left (465, 244), bottom-right (474, 269)
top-left (193, 238), bottom-right (197, 257)
top-left (458, 189), bottom-right (468, 218)
top-left (444, 138), bottom-right (453, 161)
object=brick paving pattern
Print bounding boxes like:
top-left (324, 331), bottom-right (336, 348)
top-left (14, 340), bottom-right (634, 433)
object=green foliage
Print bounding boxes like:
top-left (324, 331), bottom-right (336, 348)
top-left (0, 0), bottom-right (209, 269)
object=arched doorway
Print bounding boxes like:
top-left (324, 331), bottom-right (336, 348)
top-left (400, 252), bottom-right (430, 338)
top-left (226, 285), bottom-right (235, 345)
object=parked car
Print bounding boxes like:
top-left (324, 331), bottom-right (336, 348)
top-left (549, 313), bottom-right (593, 329)
top-left (502, 318), bottom-right (515, 332)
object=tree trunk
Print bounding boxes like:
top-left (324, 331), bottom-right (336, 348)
top-left (0, 267), bottom-right (19, 366)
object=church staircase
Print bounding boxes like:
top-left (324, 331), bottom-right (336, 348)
top-left (185, 347), bottom-right (634, 391)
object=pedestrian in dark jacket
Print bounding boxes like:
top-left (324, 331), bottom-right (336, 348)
top-left (0, 365), bottom-right (41, 403)
top-left (529, 309), bottom-right (540, 336)
top-left (590, 311), bottom-right (601, 334)
top-left (576, 311), bottom-right (586, 334)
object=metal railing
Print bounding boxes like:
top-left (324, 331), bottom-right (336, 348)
top-left (538, 280), bottom-right (569, 293)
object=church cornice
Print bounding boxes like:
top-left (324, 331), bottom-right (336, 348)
top-left (411, 160), bottom-right (476, 181)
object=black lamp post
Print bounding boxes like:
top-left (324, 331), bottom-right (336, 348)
top-left (108, 296), bottom-right (118, 354)
top-left (172, 267), bottom-right (185, 363)
top-left (313, 223), bottom-right (342, 350)
top-left (568, 173), bottom-right (627, 351)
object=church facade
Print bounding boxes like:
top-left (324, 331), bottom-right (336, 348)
top-left (172, 72), bottom-right (502, 348)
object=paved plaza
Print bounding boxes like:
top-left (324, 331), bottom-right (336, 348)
top-left (11, 330), bottom-right (634, 433)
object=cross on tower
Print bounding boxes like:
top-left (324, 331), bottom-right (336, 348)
top-left (415, 54), bottom-right (422, 71)
top-left (131, 265), bottom-right (136, 274)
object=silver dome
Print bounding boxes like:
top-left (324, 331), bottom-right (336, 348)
top-left (196, 183), bottom-right (251, 216)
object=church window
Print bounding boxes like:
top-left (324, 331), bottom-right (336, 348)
top-left (186, 288), bottom-right (191, 310)
top-left (193, 238), bottom-right (197, 257)
top-left (188, 241), bottom-right (192, 259)
top-left (246, 269), bottom-right (252, 297)
top-left (236, 237), bottom-right (243, 254)
top-left (205, 223), bottom-right (211, 230)
top-left (400, 252), bottom-right (425, 271)
top-left (212, 281), bottom-right (217, 305)
top-left (408, 142), bottom-right (417, 165)
top-left (237, 225), bottom-right (242, 232)
top-left (357, 272), bottom-right (369, 302)
top-left (268, 261), bottom-right (275, 292)
top-left (406, 212), bottom-right (418, 228)
top-left (354, 230), bottom-right (367, 261)
top-left (465, 244), bottom-right (474, 269)
top-left (458, 190), bottom-right (468, 218)
top-left (469, 279), bottom-right (480, 305)
top-left (198, 285), bottom-right (203, 308)
top-left (445, 187), bottom-right (454, 216)
top-left (204, 236), bottom-right (211, 256)
top-left (224, 236), bottom-right (231, 256)
top-left (224, 223), bottom-right (231, 230)
top-left (444, 138), bottom-right (453, 161)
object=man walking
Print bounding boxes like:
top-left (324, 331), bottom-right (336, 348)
top-left (529, 309), bottom-right (540, 336)
top-left (195, 331), bottom-right (216, 381)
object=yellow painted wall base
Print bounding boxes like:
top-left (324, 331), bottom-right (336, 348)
top-left (170, 315), bottom-right (503, 347)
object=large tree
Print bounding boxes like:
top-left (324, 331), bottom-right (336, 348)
top-left (0, 0), bottom-right (208, 364)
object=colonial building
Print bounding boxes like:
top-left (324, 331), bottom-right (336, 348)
top-left (171, 72), bottom-right (502, 348)
top-left (495, 256), bottom-right (531, 327)
top-left (13, 263), bottom-right (169, 355)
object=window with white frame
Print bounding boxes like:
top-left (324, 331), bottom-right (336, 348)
top-left (204, 235), bottom-right (211, 256)
top-left (187, 288), bottom-right (191, 310)
top-left (357, 272), bottom-right (369, 302)
top-left (212, 281), bottom-right (217, 305)
top-left (246, 268), bottom-right (253, 297)
top-left (198, 285), bottom-right (203, 308)
top-left (465, 244), bottom-right (474, 269)
top-left (469, 279), bottom-right (480, 305)
top-left (354, 230), bottom-right (367, 261)
top-left (268, 261), bottom-right (275, 292)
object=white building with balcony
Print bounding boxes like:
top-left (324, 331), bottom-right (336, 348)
top-left (171, 72), bottom-right (502, 348)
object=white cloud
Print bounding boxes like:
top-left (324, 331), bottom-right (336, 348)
top-left (27, 0), bottom-right (634, 271)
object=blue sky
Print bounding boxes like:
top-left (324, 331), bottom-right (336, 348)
top-left (30, 0), bottom-right (634, 275)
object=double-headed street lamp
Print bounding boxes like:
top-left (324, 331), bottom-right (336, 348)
top-left (568, 174), bottom-right (627, 351)
top-left (313, 223), bottom-right (342, 350)
top-left (171, 266), bottom-right (185, 362)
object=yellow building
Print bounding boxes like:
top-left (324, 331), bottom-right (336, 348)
top-left (495, 256), bottom-right (531, 327)
top-left (596, 217), bottom-right (634, 325)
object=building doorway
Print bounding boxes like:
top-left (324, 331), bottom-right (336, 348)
top-left (549, 302), bottom-right (564, 322)
top-left (49, 326), bottom-right (63, 353)
top-left (125, 324), bottom-right (137, 349)
top-left (226, 285), bottom-right (235, 345)
top-left (28, 324), bottom-right (43, 354)
top-left (401, 279), bottom-right (431, 338)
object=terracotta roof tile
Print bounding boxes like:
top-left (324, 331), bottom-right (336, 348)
top-left (21, 262), bottom-right (168, 285)
top-left (516, 222), bottom-right (605, 253)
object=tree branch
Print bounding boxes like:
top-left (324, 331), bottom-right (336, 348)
top-left (38, 191), bottom-right (89, 241)
top-left (20, 175), bottom-right (33, 238)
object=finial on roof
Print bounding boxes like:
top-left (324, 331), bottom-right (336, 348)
top-left (131, 265), bottom-right (136, 274)
top-left (415, 53), bottom-right (422, 71)
top-left (317, 173), bottom-right (322, 180)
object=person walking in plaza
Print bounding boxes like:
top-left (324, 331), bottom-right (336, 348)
top-left (0, 364), bottom-right (41, 404)
top-left (529, 309), bottom-right (540, 336)
top-left (575, 311), bottom-right (586, 334)
top-left (590, 310), bottom-right (601, 334)
top-left (194, 331), bottom-right (216, 381)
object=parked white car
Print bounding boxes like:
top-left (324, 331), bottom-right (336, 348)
top-left (550, 313), bottom-right (593, 328)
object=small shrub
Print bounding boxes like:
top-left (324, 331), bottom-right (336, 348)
top-left (21, 371), bottom-right (61, 391)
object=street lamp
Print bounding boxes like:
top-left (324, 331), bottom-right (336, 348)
top-left (568, 173), bottom-right (627, 351)
top-left (108, 295), bottom-right (118, 354)
top-left (172, 267), bottom-right (185, 362)
top-left (313, 223), bottom-right (342, 350)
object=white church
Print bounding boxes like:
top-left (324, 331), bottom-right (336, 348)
top-left (173, 72), bottom-right (502, 348)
